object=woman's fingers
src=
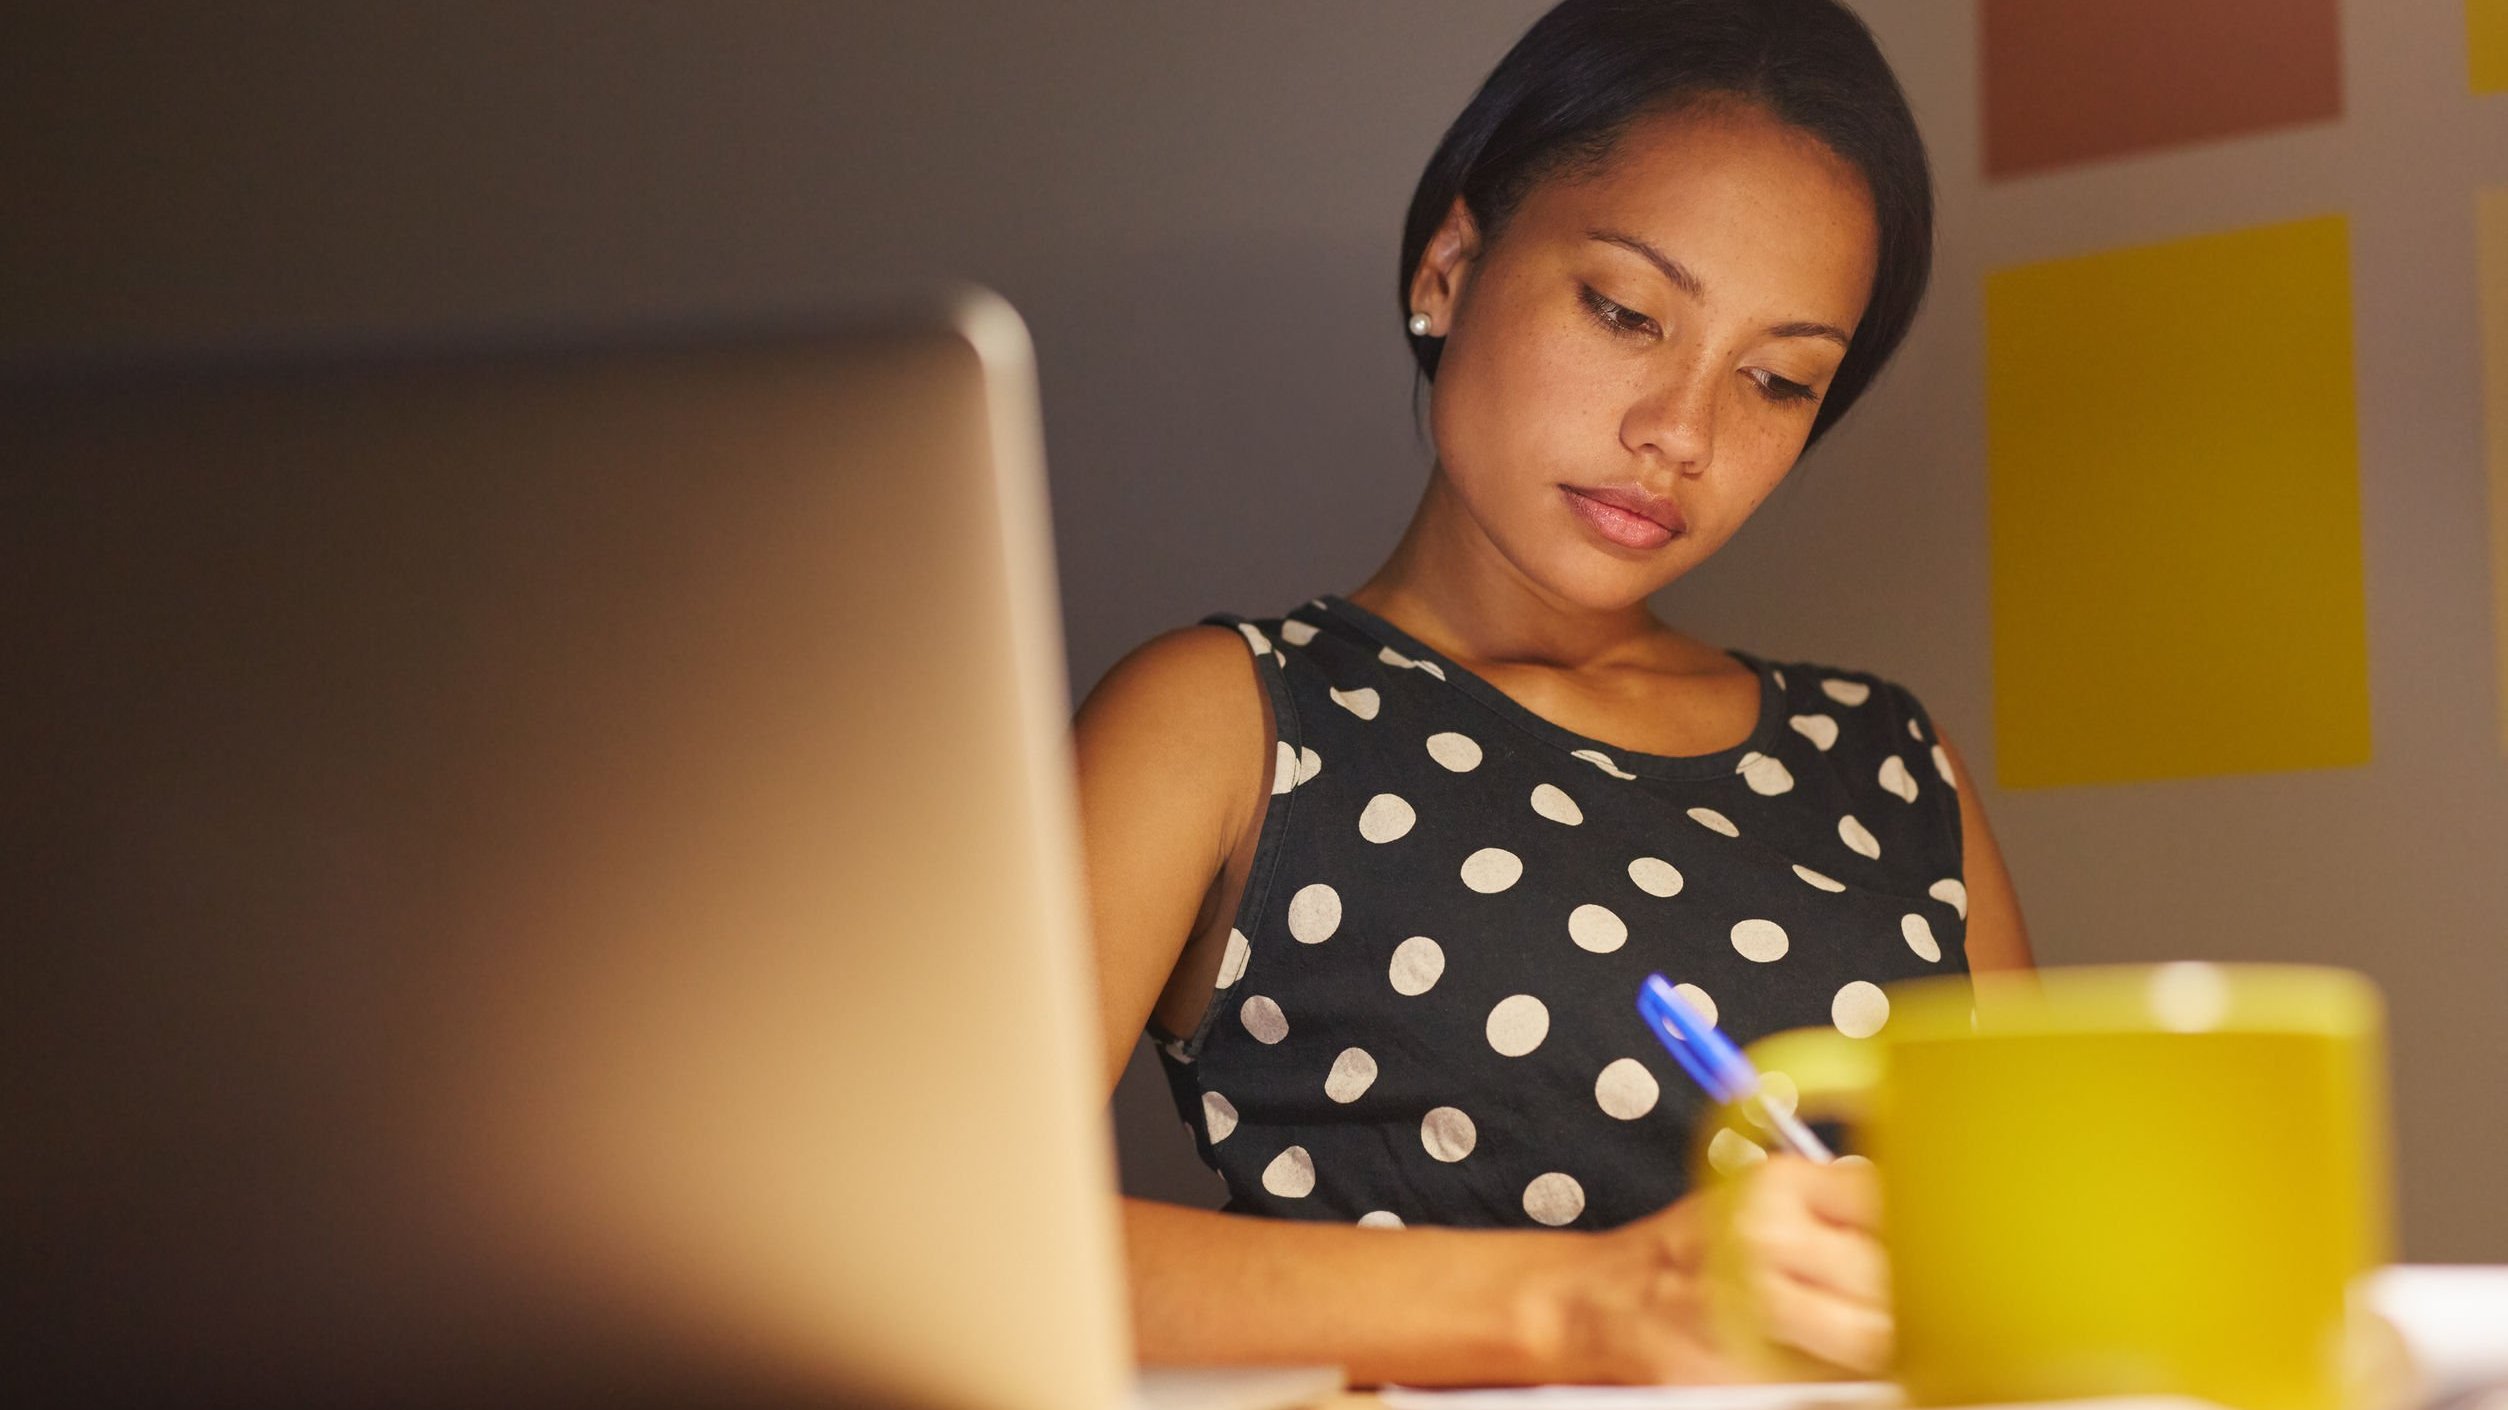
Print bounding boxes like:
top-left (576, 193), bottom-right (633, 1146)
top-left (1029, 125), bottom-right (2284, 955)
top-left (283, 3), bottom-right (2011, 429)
top-left (1759, 1152), bottom-right (1882, 1230)
top-left (1608, 1160), bottom-right (1894, 1379)
top-left (1737, 1158), bottom-right (1887, 1297)
top-left (1753, 1205), bottom-right (1890, 1305)
top-left (1754, 1270), bottom-right (1896, 1374)
top-left (1731, 1155), bottom-right (1894, 1371)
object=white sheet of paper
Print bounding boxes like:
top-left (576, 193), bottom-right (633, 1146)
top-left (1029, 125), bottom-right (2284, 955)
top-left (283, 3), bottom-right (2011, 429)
top-left (2365, 1264), bottom-right (2508, 1400)
top-left (1376, 1382), bottom-right (1900, 1410)
top-left (1378, 1393), bottom-right (2224, 1410)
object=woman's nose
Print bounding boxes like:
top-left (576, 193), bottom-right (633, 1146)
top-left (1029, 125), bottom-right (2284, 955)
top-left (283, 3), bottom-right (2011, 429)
top-left (1620, 361), bottom-right (1718, 474)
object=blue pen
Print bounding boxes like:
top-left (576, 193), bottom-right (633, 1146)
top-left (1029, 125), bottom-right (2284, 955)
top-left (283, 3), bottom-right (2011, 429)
top-left (1637, 972), bottom-right (1834, 1163)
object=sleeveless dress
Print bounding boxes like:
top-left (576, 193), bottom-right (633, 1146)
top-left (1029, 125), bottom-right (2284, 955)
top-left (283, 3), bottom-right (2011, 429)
top-left (1151, 594), bottom-right (1970, 1231)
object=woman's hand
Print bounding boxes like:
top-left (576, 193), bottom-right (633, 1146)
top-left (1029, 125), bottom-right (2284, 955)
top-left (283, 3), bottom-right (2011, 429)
top-left (1556, 1155), bottom-right (1891, 1382)
top-left (1721, 1155), bottom-right (1893, 1374)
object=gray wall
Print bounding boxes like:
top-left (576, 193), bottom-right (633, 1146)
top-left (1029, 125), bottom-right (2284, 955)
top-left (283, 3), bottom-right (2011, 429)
top-left (6, 2), bottom-right (2501, 1261)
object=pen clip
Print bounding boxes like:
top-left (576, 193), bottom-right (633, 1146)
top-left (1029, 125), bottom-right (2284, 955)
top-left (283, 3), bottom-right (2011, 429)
top-left (1637, 972), bottom-right (1837, 1164)
top-left (1638, 972), bottom-right (1754, 1104)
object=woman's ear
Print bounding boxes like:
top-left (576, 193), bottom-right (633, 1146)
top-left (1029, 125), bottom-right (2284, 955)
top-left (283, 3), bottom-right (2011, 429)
top-left (1405, 196), bottom-right (1481, 337)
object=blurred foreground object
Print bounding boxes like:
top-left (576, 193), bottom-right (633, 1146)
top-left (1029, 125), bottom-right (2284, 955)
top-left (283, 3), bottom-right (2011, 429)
top-left (1708, 964), bottom-right (2388, 1408)
top-left (0, 293), bottom-right (1337, 1410)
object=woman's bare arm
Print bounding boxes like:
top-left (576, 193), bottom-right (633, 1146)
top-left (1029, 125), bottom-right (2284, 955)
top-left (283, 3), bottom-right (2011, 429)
top-left (1933, 731), bottom-right (2034, 974)
top-left (1070, 625), bottom-right (1260, 1090)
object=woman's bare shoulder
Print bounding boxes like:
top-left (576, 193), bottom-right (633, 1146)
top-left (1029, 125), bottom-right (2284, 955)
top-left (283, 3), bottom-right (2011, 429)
top-left (1078, 623), bottom-right (1266, 747)
top-left (1072, 623), bottom-right (1271, 849)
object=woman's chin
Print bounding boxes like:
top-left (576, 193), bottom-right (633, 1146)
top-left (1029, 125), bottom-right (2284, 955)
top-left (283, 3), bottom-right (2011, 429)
top-left (1522, 552), bottom-right (1682, 616)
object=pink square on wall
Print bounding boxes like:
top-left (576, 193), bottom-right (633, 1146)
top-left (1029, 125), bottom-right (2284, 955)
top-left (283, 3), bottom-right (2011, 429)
top-left (1982, 0), bottom-right (2343, 180)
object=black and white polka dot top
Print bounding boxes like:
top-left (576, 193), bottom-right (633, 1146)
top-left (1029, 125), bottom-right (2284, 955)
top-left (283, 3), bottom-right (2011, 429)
top-left (1152, 594), bottom-right (1971, 1231)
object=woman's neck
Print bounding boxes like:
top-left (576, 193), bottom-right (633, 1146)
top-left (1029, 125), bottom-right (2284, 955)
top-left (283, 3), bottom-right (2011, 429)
top-left (1346, 466), bottom-right (1693, 673)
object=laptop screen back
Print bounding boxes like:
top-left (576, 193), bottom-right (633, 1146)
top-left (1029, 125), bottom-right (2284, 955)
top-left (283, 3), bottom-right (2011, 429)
top-left (1, 297), bottom-right (1132, 1410)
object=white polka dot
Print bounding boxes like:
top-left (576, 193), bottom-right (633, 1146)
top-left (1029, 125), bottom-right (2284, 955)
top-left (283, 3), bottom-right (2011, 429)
top-left (1773, 668), bottom-right (1788, 689)
top-left (1388, 936), bottom-right (1444, 995)
top-left (1571, 747), bottom-right (1638, 780)
top-left (1832, 980), bottom-right (1890, 1038)
top-left (1215, 928), bottom-right (1251, 987)
top-left (1902, 913), bottom-right (1941, 962)
top-left (1627, 856), bottom-right (1684, 897)
top-left (1272, 741), bottom-right (1296, 795)
top-left (1529, 782), bottom-right (1584, 825)
top-left (1822, 678), bottom-right (1872, 706)
top-left (1426, 731), bottom-right (1484, 772)
top-left (1261, 1145), bottom-right (1315, 1198)
top-left (1688, 806), bottom-right (1739, 837)
top-left (1594, 1058), bottom-right (1660, 1119)
top-left (1416, 660), bottom-right (1447, 681)
top-left (1460, 846), bottom-right (1523, 893)
top-left (1749, 1071), bottom-right (1800, 1126)
top-left (1878, 755), bottom-right (1919, 803)
top-left (1378, 646), bottom-right (1412, 669)
top-left (1236, 622), bottom-right (1273, 657)
top-left (1522, 1172), bottom-right (1586, 1227)
top-left (1737, 750), bottom-right (1796, 796)
top-left (1906, 717), bottom-right (1924, 741)
top-left (1793, 864), bottom-right (1845, 893)
top-left (1280, 618), bottom-right (1319, 647)
top-left (1356, 1210), bottom-right (1405, 1229)
top-left (1485, 994), bottom-right (1550, 1056)
top-left (1788, 713), bottom-right (1840, 751)
top-left (1330, 686), bottom-right (1381, 720)
top-left (1324, 1046), bottom-right (1379, 1103)
top-left (1933, 744), bottom-right (1957, 787)
top-left (1671, 983), bottom-right (1718, 1030)
top-left (1274, 651), bottom-right (1285, 669)
top-left (1568, 903), bottom-right (1627, 953)
top-left (1421, 1106), bottom-right (1477, 1162)
top-left (1708, 1127), bottom-right (1768, 1174)
top-left (1358, 792), bottom-right (1417, 843)
top-left (1839, 814), bottom-right (1881, 859)
top-left (1296, 746), bottom-right (1322, 785)
top-left (1287, 883), bottom-right (1341, 943)
top-left (1240, 995), bottom-right (1288, 1044)
top-left (1202, 1091), bottom-right (1239, 1143)
top-left (1730, 918), bottom-right (1790, 963)
top-left (1929, 877), bottom-right (1969, 919)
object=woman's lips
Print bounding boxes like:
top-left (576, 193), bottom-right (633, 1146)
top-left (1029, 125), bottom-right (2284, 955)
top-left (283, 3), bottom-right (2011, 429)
top-left (1561, 485), bottom-right (1679, 550)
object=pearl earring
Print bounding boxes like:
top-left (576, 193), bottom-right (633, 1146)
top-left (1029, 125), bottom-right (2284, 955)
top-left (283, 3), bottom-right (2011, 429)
top-left (1407, 312), bottom-right (1432, 337)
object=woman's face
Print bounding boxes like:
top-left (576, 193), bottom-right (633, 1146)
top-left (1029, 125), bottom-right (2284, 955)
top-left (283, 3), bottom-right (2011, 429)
top-left (1411, 99), bottom-right (1881, 613)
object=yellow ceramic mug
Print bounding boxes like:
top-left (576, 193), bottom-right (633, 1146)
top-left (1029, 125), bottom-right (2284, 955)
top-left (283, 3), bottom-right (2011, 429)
top-left (1695, 963), bottom-right (2391, 1410)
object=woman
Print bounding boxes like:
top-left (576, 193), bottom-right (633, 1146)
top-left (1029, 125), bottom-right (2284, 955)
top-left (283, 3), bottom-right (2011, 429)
top-left (1073, 0), bottom-right (2034, 1386)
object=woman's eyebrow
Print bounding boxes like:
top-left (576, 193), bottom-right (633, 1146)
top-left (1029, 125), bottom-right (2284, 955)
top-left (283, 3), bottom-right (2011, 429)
top-left (1589, 228), bottom-right (1706, 300)
top-left (1587, 227), bottom-right (1853, 348)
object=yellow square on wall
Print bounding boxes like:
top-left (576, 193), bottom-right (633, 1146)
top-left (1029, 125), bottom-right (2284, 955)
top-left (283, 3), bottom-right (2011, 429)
top-left (2474, 0), bottom-right (2508, 94)
top-left (1985, 215), bottom-right (2371, 789)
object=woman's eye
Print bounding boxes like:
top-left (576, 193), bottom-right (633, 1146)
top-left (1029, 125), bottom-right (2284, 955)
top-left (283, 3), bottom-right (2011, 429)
top-left (1578, 286), bottom-right (1657, 338)
top-left (1752, 370), bottom-right (1821, 406)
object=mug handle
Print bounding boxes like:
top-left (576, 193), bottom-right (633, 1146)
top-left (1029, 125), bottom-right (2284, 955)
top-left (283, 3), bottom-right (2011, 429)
top-left (1686, 1025), bottom-right (1885, 1380)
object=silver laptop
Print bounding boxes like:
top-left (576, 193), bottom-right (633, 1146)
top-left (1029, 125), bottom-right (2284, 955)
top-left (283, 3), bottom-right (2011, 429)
top-left (0, 292), bottom-right (1340, 1410)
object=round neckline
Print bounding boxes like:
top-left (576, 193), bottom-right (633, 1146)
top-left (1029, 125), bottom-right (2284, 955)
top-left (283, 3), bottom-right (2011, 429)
top-left (1314, 593), bottom-right (1782, 782)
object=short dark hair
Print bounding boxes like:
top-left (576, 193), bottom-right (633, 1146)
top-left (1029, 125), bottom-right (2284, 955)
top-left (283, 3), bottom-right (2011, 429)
top-left (1399, 0), bottom-right (1933, 448)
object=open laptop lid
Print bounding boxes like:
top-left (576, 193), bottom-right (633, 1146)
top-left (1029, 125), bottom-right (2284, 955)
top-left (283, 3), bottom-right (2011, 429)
top-left (2, 293), bottom-right (1132, 1409)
